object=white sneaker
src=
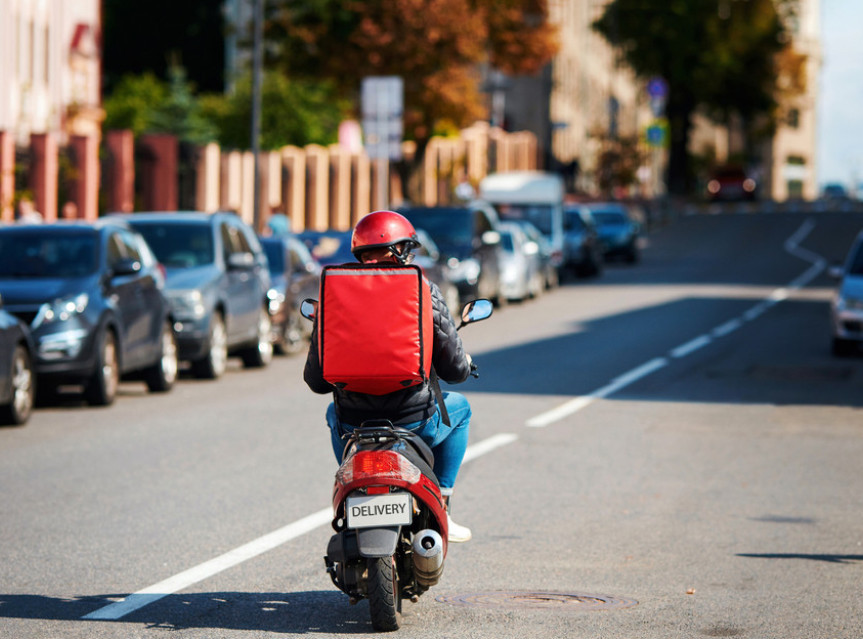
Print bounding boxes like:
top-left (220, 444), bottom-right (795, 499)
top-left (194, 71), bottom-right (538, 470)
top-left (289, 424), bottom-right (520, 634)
top-left (447, 514), bottom-right (472, 543)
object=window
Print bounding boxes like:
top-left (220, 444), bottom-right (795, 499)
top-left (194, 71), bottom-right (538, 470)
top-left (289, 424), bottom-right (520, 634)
top-left (787, 108), bottom-right (800, 129)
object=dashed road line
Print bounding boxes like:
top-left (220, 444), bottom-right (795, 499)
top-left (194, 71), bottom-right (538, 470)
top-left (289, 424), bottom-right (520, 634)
top-left (525, 218), bottom-right (825, 428)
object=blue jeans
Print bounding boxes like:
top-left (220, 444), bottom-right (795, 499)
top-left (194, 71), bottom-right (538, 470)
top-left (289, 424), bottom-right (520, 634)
top-left (326, 391), bottom-right (471, 492)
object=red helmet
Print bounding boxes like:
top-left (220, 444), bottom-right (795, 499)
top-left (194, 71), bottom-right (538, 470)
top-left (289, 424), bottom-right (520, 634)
top-left (351, 210), bottom-right (421, 262)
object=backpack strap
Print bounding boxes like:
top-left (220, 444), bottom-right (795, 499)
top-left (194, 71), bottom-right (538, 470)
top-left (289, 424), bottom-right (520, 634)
top-left (429, 366), bottom-right (450, 427)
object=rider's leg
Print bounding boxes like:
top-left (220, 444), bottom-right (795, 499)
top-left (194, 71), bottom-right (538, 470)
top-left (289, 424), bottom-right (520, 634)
top-left (326, 402), bottom-right (348, 463)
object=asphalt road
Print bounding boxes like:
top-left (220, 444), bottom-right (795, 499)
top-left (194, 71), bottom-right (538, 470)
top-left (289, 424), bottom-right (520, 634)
top-left (2, 210), bottom-right (862, 638)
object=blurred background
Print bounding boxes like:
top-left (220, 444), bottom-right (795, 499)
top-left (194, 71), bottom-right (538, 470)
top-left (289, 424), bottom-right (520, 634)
top-left (0, 0), bottom-right (860, 230)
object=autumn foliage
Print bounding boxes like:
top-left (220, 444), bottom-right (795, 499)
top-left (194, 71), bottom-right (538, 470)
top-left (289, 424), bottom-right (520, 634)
top-left (266, 0), bottom-right (558, 145)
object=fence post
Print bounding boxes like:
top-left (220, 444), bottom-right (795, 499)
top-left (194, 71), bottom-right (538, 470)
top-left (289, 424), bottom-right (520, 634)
top-left (71, 134), bottom-right (100, 220)
top-left (138, 134), bottom-right (178, 211)
top-left (196, 142), bottom-right (221, 213)
top-left (105, 130), bottom-right (135, 213)
top-left (0, 131), bottom-right (15, 222)
top-left (280, 146), bottom-right (306, 232)
top-left (31, 133), bottom-right (59, 221)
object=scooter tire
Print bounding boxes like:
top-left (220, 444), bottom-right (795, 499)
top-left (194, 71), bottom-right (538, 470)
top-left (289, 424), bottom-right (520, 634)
top-left (367, 556), bottom-right (400, 631)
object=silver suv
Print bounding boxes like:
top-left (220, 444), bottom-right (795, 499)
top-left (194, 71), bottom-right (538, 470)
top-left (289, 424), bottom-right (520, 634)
top-left (114, 212), bottom-right (273, 378)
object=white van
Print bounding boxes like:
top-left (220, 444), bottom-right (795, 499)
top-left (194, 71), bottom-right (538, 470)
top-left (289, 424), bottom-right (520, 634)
top-left (479, 171), bottom-right (565, 273)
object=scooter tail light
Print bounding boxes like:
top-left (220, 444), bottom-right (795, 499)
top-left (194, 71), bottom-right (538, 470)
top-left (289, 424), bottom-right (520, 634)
top-left (336, 450), bottom-right (422, 486)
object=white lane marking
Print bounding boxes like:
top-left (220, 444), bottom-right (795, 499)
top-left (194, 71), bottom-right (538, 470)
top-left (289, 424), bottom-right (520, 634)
top-left (82, 432), bottom-right (517, 621)
top-left (526, 218), bottom-right (826, 429)
top-left (462, 432), bottom-right (519, 462)
top-left (670, 335), bottom-right (712, 358)
top-left (526, 357), bottom-right (668, 428)
top-left (712, 318), bottom-right (743, 337)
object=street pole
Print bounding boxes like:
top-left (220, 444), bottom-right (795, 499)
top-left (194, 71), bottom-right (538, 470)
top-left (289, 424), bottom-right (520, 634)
top-left (251, 0), bottom-right (263, 231)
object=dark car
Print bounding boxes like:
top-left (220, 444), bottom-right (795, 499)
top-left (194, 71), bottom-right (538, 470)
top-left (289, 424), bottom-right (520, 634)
top-left (412, 228), bottom-right (462, 315)
top-left (0, 294), bottom-right (36, 425)
top-left (0, 221), bottom-right (177, 405)
top-left (563, 205), bottom-right (603, 277)
top-left (397, 203), bottom-right (504, 305)
top-left (114, 211), bottom-right (273, 379)
top-left (580, 202), bottom-right (641, 264)
top-left (830, 229), bottom-right (863, 356)
top-left (706, 166), bottom-right (757, 202)
top-left (260, 235), bottom-right (321, 355)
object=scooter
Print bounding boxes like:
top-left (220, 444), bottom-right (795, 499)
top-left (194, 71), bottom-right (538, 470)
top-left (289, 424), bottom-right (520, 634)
top-left (301, 298), bottom-right (493, 631)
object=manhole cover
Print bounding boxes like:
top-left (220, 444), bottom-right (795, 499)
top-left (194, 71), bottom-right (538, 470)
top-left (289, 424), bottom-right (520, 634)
top-left (435, 591), bottom-right (637, 610)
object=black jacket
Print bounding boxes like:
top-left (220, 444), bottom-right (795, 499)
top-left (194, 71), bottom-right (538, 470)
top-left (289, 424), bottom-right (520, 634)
top-left (304, 280), bottom-right (470, 426)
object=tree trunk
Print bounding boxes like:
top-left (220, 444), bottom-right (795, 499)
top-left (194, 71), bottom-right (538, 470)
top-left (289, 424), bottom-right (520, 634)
top-left (665, 95), bottom-right (695, 196)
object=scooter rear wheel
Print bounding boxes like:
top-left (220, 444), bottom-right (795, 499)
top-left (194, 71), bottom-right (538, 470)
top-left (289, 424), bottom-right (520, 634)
top-left (367, 555), bottom-right (400, 631)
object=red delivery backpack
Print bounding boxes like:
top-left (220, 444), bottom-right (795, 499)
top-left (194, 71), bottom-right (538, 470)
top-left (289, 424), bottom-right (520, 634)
top-left (318, 263), bottom-right (434, 395)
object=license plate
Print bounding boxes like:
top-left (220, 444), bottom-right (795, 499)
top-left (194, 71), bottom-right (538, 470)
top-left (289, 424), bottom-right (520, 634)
top-left (346, 493), bottom-right (412, 529)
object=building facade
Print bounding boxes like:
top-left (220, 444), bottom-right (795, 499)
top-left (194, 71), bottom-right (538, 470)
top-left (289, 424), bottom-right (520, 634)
top-left (505, 0), bottom-right (820, 201)
top-left (0, 0), bottom-right (103, 145)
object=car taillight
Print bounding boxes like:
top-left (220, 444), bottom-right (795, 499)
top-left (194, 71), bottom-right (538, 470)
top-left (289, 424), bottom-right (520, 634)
top-left (336, 450), bottom-right (421, 485)
top-left (743, 179), bottom-right (756, 192)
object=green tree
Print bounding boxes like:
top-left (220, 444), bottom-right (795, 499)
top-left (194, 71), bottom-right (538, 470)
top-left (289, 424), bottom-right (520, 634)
top-left (149, 66), bottom-right (218, 145)
top-left (103, 67), bottom-right (216, 144)
top-left (103, 73), bottom-right (168, 136)
top-left (593, 0), bottom-right (793, 195)
top-left (199, 72), bottom-right (350, 150)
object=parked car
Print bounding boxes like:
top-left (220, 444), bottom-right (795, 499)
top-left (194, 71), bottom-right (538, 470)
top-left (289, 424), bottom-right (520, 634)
top-left (0, 295), bottom-right (36, 425)
top-left (0, 221), bottom-right (177, 405)
top-left (412, 228), bottom-right (462, 315)
top-left (296, 230), bottom-right (356, 267)
top-left (706, 165), bottom-right (757, 202)
top-left (398, 203), bottom-right (504, 306)
top-left (580, 202), bottom-right (641, 264)
top-left (114, 211), bottom-right (273, 379)
top-left (260, 235), bottom-right (321, 355)
top-left (479, 171), bottom-right (566, 277)
top-left (497, 222), bottom-right (545, 302)
top-left (830, 229), bottom-right (863, 356)
top-left (563, 205), bottom-right (603, 277)
top-left (508, 219), bottom-right (559, 289)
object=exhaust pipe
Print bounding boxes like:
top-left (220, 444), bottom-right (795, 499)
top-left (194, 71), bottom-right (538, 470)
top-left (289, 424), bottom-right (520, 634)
top-left (412, 529), bottom-right (445, 587)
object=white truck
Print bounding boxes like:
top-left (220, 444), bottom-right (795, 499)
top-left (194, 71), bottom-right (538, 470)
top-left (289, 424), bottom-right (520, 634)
top-left (478, 171), bottom-right (566, 275)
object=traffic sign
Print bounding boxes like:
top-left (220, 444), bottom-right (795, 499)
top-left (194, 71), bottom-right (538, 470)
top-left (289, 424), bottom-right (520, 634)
top-left (645, 118), bottom-right (669, 148)
top-left (647, 77), bottom-right (668, 99)
top-left (362, 76), bottom-right (404, 161)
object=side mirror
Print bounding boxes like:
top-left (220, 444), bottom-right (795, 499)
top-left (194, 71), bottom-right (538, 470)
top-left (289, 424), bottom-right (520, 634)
top-left (111, 258), bottom-right (142, 277)
top-left (459, 298), bottom-right (493, 328)
top-left (227, 252), bottom-right (256, 270)
top-left (300, 298), bottom-right (318, 321)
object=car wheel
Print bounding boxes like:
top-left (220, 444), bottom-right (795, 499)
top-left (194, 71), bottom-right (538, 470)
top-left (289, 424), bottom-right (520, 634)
top-left (144, 321), bottom-right (178, 392)
top-left (443, 284), bottom-right (461, 318)
top-left (241, 306), bottom-right (273, 368)
top-left (529, 271), bottom-right (544, 299)
top-left (0, 344), bottom-right (35, 426)
top-left (192, 313), bottom-right (228, 379)
top-left (276, 312), bottom-right (306, 356)
top-left (85, 329), bottom-right (119, 406)
top-left (831, 337), bottom-right (857, 357)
